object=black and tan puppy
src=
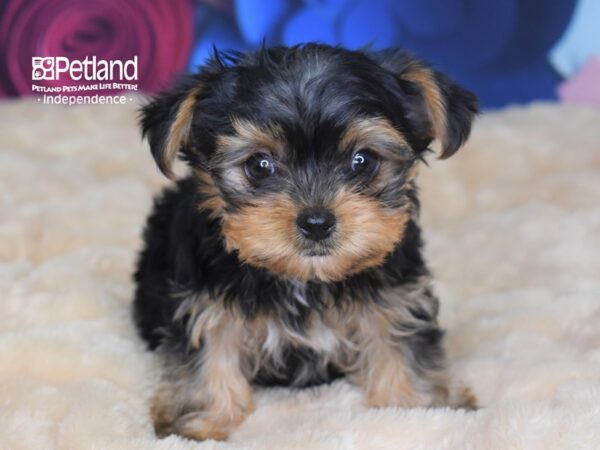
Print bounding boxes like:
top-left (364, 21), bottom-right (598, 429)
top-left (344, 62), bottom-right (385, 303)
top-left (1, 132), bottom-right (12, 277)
top-left (133, 44), bottom-right (478, 441)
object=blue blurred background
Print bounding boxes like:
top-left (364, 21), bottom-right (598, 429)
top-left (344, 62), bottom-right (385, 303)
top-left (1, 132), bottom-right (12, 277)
top-left (188, 0), bottom-right (599, 109)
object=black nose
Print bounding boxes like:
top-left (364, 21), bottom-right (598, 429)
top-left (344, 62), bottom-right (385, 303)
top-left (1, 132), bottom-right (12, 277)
top-left (296, 208), bottom-right (336, 241)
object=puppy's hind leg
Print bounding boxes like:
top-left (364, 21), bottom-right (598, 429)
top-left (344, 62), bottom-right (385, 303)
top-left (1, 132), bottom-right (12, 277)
top-left (151, 312), bottom-right (254, 441)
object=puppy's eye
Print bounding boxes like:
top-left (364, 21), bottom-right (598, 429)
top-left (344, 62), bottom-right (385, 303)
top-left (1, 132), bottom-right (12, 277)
top-left (351, 149), bottom-right (380, 175)
top-left (244, 152), bottom-right (275, 181)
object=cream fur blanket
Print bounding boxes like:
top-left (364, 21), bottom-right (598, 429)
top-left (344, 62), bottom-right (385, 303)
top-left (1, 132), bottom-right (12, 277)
top-left (1, 100), bottom-right (599, 450)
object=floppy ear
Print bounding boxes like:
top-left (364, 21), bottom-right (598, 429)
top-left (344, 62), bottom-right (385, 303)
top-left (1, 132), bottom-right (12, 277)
top-left (140, 79), bottom-right (203, 178)
top-left (370, 49), bottom-right (478, 159)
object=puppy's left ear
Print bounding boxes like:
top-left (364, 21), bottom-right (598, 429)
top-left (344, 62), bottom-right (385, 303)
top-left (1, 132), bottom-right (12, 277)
top-left (370, 49), bottom-right (478, 159)
top-left (140, 79), bottom-right (203, 178)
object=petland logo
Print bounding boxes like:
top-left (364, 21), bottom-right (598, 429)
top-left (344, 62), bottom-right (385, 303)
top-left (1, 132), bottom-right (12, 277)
top-left (31, 56), bottom-right (139, 105)
top-left (32, 56), bottom-right (138, 81)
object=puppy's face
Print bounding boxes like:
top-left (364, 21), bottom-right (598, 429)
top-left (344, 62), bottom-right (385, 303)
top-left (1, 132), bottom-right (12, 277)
top-left (141, 45), bottom-right (477, 282)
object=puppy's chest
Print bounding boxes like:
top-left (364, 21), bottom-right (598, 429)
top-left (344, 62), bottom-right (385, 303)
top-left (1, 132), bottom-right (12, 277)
top-left (244, 308), bottom-right (351, 360)
top-left (179, 280), bottom-right (433, 385)
top-left (238, 306), bottom-right (355, 386)
top-left (237, 284), bottom-right (354, 358)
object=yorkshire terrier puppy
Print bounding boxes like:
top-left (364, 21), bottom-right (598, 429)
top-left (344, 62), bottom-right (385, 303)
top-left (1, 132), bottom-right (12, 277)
top-left (133, 44), bottom-right (478, 441)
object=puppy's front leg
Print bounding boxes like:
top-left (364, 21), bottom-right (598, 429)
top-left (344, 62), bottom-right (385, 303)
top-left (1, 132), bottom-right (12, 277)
top-left (152, 310), bottom-right (253, 441)
top-left (352, 285), bottom-right (475, 409)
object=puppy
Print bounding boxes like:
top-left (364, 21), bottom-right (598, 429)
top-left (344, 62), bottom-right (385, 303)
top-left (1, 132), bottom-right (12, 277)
top-left (133, 44), bottom-right (478, 441)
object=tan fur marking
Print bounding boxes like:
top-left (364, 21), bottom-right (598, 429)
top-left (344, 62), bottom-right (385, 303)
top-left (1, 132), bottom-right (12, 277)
top-left (340, 117), bottom-right (409, 159)
top-left (328, 189), bottom-right (411, 276)
top-left (403, 65), bottom-right (448, 147)
top-left (220, 189), bottom-right (410, 282)
top-left (217, 119), bottom-right (284, 157)
top-left (196, 169), bottom-right (227, 217)
top-left (406, 164), bottom-right (419, 182)
top-left (162, 84), bottom-right (203, 178)
top-left (403, 67), bottom-right (446, 135)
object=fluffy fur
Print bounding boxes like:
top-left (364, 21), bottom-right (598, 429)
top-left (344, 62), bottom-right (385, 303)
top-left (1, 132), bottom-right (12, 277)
top-left (1, 99), bottom-right (600, 449)
top-left (132, 44), bottom-right (478, 440)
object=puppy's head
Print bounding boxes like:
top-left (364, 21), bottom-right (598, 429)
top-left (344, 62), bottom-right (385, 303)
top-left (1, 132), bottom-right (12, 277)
top-left (141, 44), bottom-right (477, 282)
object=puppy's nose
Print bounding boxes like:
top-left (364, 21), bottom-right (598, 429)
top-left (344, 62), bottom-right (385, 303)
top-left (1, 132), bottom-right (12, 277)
top-left (296, 208), bottom-right (336, 241)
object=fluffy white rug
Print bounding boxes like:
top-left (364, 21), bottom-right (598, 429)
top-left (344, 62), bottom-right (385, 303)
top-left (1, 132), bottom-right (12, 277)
top-left (1, 100), bottom-right (599, 450)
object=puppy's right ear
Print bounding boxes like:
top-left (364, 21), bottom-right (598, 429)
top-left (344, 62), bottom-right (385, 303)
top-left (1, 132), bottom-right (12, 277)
top-left (140, 79), bottom-right (203, 179)
top-left (369, 49), bottom-right (478, 159)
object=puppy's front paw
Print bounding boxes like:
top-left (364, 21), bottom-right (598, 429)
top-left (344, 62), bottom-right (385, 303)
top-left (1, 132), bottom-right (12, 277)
top-left (153, 399), bottom-right (254, 441)
top-left (366, 383), bottom-right (477, 410)
top-left (171, 412), bottom-right (233, 441)
top-left (365, 373), bottom-right (426, 408)
top-left (366, 382), bottom-right (478, 411)
top-left (449, 386), bottom-right (478, 410)
top-left (360, 361), bottom-right (477, 410)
